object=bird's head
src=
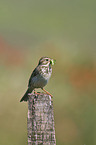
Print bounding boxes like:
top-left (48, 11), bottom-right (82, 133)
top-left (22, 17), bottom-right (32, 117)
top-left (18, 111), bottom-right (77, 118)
top-left (38, 57), bottom-right (56, 66)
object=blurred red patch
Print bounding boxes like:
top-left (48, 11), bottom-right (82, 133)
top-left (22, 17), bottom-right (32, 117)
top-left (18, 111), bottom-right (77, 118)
top-left (0, 36), bottom-right (25, 66)
top-left (69, 67), bottom-right (96, 89)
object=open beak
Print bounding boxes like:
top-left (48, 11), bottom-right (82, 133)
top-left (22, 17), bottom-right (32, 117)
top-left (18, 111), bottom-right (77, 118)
top-left (50, 59), bottom-right (56, 65)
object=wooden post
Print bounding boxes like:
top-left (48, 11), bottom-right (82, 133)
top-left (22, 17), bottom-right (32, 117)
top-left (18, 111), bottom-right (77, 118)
top-left (27, 93), bottom-right (56, 145)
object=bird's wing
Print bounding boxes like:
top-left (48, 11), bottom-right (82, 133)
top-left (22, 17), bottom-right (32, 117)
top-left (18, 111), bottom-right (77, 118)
top-left (28, 66), bottom-right (40, 87)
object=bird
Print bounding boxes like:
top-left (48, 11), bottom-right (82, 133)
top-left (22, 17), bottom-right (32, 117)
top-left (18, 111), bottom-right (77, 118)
top-left (20, 56), bottom-right (55, 102)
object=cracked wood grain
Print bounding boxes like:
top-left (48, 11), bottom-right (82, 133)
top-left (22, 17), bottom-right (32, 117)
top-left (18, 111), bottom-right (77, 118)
top-left (27, 93), bottom-right (56, 145)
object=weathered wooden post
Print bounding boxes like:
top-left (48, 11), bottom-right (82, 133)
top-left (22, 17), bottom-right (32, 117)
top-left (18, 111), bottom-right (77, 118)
top-left (27, 93), bottom-right (56, 145)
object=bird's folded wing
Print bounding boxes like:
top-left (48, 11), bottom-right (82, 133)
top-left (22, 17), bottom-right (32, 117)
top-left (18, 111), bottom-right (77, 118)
top-left (28, 66), bottom-right (41, 87)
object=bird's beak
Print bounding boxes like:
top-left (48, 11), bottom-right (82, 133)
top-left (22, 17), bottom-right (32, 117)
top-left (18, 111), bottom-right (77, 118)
top-left (50, 59), bottom-right (56, 65)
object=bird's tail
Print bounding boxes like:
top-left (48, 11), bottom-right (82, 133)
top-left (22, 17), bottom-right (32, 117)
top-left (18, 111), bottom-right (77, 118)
top-left (20, 88), bottom-right (33, 102)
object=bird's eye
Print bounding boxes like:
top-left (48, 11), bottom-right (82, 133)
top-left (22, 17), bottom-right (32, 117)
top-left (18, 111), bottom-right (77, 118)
top-left (46, 59), bottom-right (48, 61)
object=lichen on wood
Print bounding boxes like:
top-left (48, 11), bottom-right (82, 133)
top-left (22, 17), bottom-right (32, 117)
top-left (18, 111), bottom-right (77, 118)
top-left (27, 93), bottom-right (56, 145)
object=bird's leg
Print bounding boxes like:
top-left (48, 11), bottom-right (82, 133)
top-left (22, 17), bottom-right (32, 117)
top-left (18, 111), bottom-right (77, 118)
top-left (34, 89), bottom-right (40, 95)
top-left (34, 89), bottom-right (37, 94)
top-left (28, 89), bottom-right (37, 96)
top-left (41, 88), bottom-right (53, 97)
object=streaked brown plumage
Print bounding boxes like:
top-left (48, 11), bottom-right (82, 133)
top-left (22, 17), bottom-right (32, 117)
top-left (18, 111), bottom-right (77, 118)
top-left (20, 57), bottom-right (55, 102)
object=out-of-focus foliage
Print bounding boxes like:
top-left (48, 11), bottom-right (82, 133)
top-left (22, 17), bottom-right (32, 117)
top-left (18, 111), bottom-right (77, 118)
top-left (0, 0), bottom-right (96, 145)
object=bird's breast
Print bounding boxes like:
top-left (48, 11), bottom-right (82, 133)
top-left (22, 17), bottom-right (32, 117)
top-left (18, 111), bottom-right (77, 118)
top-left (31, 74), bottom-right (49, 88)
top-left (30, 65), bottom-right (52, 88)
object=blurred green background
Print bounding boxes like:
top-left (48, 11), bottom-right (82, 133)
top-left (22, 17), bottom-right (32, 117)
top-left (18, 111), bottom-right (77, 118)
top-left (0, 0), bottom-right (96, 145)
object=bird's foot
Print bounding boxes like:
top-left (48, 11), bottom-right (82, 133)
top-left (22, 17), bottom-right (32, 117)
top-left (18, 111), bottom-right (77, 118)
top-left (34, 90), bottom-right (40, 95)
top-left (28, 92), bottom-right (33, 96)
